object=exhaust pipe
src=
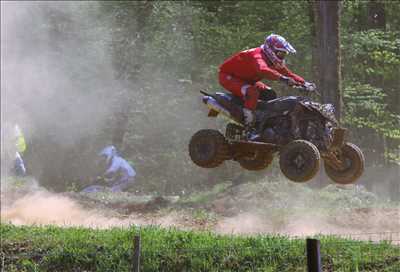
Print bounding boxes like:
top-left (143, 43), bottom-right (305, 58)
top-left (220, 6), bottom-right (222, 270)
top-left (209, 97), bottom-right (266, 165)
top-left (202, 96), bottom-right (232, 118)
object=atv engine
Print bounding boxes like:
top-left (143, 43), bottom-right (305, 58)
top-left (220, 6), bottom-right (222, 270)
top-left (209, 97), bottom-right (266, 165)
top-left (225, 123), bottom-right (245, 141)
top-left (260, 117), bottom-right (292, 145)
top-left (260, 117), bottom-right (332, 150)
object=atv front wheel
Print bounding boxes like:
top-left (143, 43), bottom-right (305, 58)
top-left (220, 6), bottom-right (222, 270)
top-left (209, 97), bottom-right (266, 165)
top-left (189, 129), bottom-right (230, 168)
top-left (279, 140), bottom-right (320, 182)
top-left (238, 152), bottom-right (274, 171)
top-left (324, 143), bottom-right (365, 184)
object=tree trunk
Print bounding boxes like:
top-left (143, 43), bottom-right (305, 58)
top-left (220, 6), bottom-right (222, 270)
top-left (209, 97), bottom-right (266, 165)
top-left (111, 2), bottom-right (154, 150)
top-left (313, 0), bottom-right (342, 122)
top-left (367, 0), bottom-right (386, 30)
top-left (309, 1), bottom-right (319, 86)
top-left (311, 0), bottom-right (342, 188)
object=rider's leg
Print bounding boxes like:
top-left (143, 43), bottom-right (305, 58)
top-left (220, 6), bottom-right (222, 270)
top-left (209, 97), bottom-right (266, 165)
top-left (243, 86), bottom-right (260, 110)
top-left (219, 72), bottom-right (258, 126)
top-left (111, 177), bottom-right (135, 193)
top-left (242, 86), bottom-right (260, 127)
top-left (218, 72), bottom-right (246, 98)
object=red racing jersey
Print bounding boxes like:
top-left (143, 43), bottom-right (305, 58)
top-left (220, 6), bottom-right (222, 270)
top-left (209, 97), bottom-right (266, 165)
top-left (219, 47), bottom-right (304, 84)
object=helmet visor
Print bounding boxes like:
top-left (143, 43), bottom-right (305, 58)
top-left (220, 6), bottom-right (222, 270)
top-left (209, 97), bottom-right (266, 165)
top-left (281, 40), bottom-right (296, 54)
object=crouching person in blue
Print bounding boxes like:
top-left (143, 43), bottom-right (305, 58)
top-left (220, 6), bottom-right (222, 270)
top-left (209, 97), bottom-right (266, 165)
top-left (82, 145), bottom-right (136, 193)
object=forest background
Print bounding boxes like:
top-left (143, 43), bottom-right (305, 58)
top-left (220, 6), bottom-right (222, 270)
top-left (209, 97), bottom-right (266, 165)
top-left (1, 1), bottom-right (399, 198)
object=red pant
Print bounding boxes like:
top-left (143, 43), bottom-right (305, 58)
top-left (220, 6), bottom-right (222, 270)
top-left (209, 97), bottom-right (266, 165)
top-left (219, 72), bottom-right (268, 110)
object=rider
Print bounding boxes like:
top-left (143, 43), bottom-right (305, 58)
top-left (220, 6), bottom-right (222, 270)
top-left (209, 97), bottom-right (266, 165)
top-left (82, 145), bottom-right (136, 193)
top-left (218, 34), bottom-right (306, 127)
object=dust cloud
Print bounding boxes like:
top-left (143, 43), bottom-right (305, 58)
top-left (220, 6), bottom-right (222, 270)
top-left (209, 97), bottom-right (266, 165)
top-left (1, 1), bottom-right (116, 138)
top-left (1, 1), bottom-right (141, 229)
top-left (1, 1), bottom-right (121, 187)
top-left (213, 181), bottom-right (400, 241)
top-left (0, 181), bottom-right (182, 229)
top-left (2, 190), bottom-right (132, 228)
top-left (215, 210), bottom-right (400, 239)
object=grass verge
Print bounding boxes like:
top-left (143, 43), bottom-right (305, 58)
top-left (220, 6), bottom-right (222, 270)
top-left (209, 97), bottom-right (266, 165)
top-left (1, 223), bottom-right (399, 272)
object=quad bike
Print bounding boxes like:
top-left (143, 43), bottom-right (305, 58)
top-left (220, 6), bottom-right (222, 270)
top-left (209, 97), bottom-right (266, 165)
top-left (189, 83), bottom-right (365, 184)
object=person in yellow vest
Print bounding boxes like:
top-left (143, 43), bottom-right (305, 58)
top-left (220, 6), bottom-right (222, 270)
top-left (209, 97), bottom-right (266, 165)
top-left (14, 124), bottom-right (26, 176)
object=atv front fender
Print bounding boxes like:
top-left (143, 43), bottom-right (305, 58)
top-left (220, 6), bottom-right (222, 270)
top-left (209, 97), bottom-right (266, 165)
top-left (330, 127), bottom-right (347, 150)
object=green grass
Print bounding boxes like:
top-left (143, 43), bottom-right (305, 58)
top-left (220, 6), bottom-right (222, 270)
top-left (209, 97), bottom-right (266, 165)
top-left (1, 223), bottom-right (399, 272)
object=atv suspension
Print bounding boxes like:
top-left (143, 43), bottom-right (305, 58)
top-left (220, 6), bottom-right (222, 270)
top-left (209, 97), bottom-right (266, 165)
top-left (225, 123), bottom-right (245, 141)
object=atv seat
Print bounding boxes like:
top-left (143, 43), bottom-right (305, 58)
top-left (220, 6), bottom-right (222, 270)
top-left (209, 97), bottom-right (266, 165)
top-left (216, 92), bottom-right (304, 113)
top-left (215, 92), bottom-right (244, 106)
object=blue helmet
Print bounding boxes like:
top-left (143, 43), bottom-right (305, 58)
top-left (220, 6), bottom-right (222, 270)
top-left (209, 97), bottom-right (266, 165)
top-left (99, 145), bottom-right (117, 163)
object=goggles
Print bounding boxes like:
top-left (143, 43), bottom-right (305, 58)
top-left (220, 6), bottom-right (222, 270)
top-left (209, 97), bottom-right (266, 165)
top-left (275, 50), bottom-right (288, 60)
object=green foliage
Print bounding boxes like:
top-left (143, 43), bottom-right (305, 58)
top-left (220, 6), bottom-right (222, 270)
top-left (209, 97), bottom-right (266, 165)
top-left (342, 29), bottom-right (400, 163)
top-left (343, 82), bottom-right (399, 139)
top-left (2, 223), bottom-right (399, 271)
top-left (343, 30), bottom-right (400, 83)
top-left (191, 1), bottom-right (312, 83)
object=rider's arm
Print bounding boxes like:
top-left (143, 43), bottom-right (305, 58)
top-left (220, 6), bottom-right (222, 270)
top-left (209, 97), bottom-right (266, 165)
top-left (276, 66), bottom-right (305, 84)
top-left (255, 58), bottom-right (284, 81)
top-left (104, 159), bottom-right (120, 177)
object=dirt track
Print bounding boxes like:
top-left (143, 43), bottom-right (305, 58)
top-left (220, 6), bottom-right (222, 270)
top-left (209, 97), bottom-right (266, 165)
top-left (2, 180), bottom-right (399, 242)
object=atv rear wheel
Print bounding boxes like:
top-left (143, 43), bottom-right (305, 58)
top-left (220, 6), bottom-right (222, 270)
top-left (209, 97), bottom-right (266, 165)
top-left (279, 140), bottom-right (320, 182)
top-left (324, 143), bottom-right (364, 184)
top-left (238, 152), bottom-right (274, 171)
top-left (189, 129), bottom-right (230, 168)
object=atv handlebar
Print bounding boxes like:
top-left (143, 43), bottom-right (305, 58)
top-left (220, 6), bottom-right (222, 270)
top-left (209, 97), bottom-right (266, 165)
top-left (292, 82), bottom-right (321, 96)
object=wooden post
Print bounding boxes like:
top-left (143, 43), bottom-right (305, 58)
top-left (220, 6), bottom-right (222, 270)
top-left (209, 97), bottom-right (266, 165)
top-left (132, 234), bottom-right (141, 272)
top-left (306, 238), bottom-right (322, 272)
